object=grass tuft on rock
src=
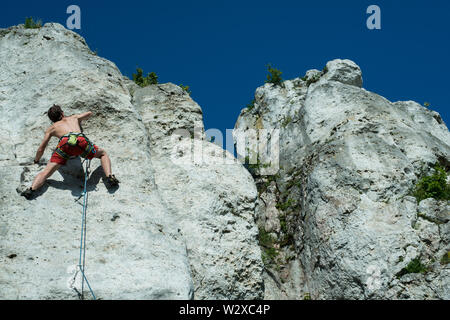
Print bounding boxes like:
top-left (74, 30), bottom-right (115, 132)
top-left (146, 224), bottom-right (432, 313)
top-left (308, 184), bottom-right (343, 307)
top-left (258, 227), bottom-right (278, 266)
top-left (179, 84), bottom-right (191, 95)
top-left (396, 258), bottom-right (429, 278)
top-left (440, 251), bottom-right (450, 265)
top-left (246, 98), bottom-right (256, 111)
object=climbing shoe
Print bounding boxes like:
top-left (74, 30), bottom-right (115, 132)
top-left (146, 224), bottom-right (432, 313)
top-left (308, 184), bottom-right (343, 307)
top-left (106, 174), bottom-right (120, 187)
top-left (21, 187), bottom-right (35, 200)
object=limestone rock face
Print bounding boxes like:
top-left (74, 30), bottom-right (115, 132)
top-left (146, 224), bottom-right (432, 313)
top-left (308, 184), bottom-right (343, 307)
top-left (322, 59), bottom-right (363, 87)
top-left (0, 23), bottom-right (263, 299)
top-left (235, 59), bottom-right (450, 299)
top-left (132, 84), bottom-right (264, 299)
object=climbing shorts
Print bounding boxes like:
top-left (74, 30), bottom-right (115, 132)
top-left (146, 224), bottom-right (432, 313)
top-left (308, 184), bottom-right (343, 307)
top-left (50, 134), bottom-right (99, 165)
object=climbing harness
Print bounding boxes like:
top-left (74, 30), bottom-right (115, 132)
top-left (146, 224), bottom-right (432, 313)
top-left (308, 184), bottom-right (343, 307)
top-left (73, 158), bottom-right (96, 300)
top-left (55, 132), bottom-right (96, 161)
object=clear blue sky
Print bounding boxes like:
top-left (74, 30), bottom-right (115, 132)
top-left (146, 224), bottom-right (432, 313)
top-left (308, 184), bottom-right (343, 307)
top-left (2, 0), bottom-right (449, 134)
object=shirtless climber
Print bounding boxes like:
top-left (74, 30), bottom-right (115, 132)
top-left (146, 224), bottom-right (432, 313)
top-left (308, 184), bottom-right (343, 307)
top-left (21, 104), bottom-right (119, 199)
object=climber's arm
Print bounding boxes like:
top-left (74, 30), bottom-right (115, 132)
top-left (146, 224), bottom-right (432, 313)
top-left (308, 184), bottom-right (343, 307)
top-left (34, 127), bottom-right (53, 164)
top-left (76, 111), bottom-right (93, 122)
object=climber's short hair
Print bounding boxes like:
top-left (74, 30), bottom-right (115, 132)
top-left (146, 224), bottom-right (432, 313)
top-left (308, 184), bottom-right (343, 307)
top-left (48, 104), bottom-right (64, 123)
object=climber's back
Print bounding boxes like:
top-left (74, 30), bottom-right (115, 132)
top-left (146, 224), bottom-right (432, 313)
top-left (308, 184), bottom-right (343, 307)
top-left (51, 115), bottom-right (83, 138)
top-left (47, 105), bottom-right (92, 139)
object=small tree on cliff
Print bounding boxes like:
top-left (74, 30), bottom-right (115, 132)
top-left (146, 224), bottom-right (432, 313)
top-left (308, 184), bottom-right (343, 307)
top-left (133, 68), bottom-right (158, 87)
top-left (265, 64), bottom-right (283, 86)
top-left (24, 17), bottom-right (42, 29)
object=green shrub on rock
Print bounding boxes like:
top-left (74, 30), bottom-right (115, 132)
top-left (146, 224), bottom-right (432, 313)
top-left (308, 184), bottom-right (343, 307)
top-left (246, 98), bottom-right (256, 111)
top-left (132, 68), bottom-right (158, 87)
top-left (265, 64), bottom-right (283, 86)
top-left (24, 17), bottom-right (42, 29)
top-left (396, 258), bottom-right (429, 278)
top-left (440, 251), bottom-right (450, 265)
top-left (412, 164), bottom-right (450, 202)
top-left (258, 227), bottom-right (279, 266)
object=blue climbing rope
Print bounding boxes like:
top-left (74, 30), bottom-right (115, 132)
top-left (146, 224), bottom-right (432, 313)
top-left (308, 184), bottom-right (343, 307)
top-left (77, 159), bottom-right (96, 300)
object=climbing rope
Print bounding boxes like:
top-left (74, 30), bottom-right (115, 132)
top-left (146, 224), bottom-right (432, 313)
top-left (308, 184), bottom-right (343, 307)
top-left (75, 159), bottom-right (96, 300)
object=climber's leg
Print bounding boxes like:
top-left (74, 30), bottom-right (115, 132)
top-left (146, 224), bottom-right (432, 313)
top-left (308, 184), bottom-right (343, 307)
top-left (22, 161), bottom-right (60, 199)
top-left (31, 161), bottom-right (61, 191)
top-left (94, 148), bottom-right (119, 186)
top-left (94, 148), bottom-right (112, 177)
top-left (83, 140), bottom-right (118, 187)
